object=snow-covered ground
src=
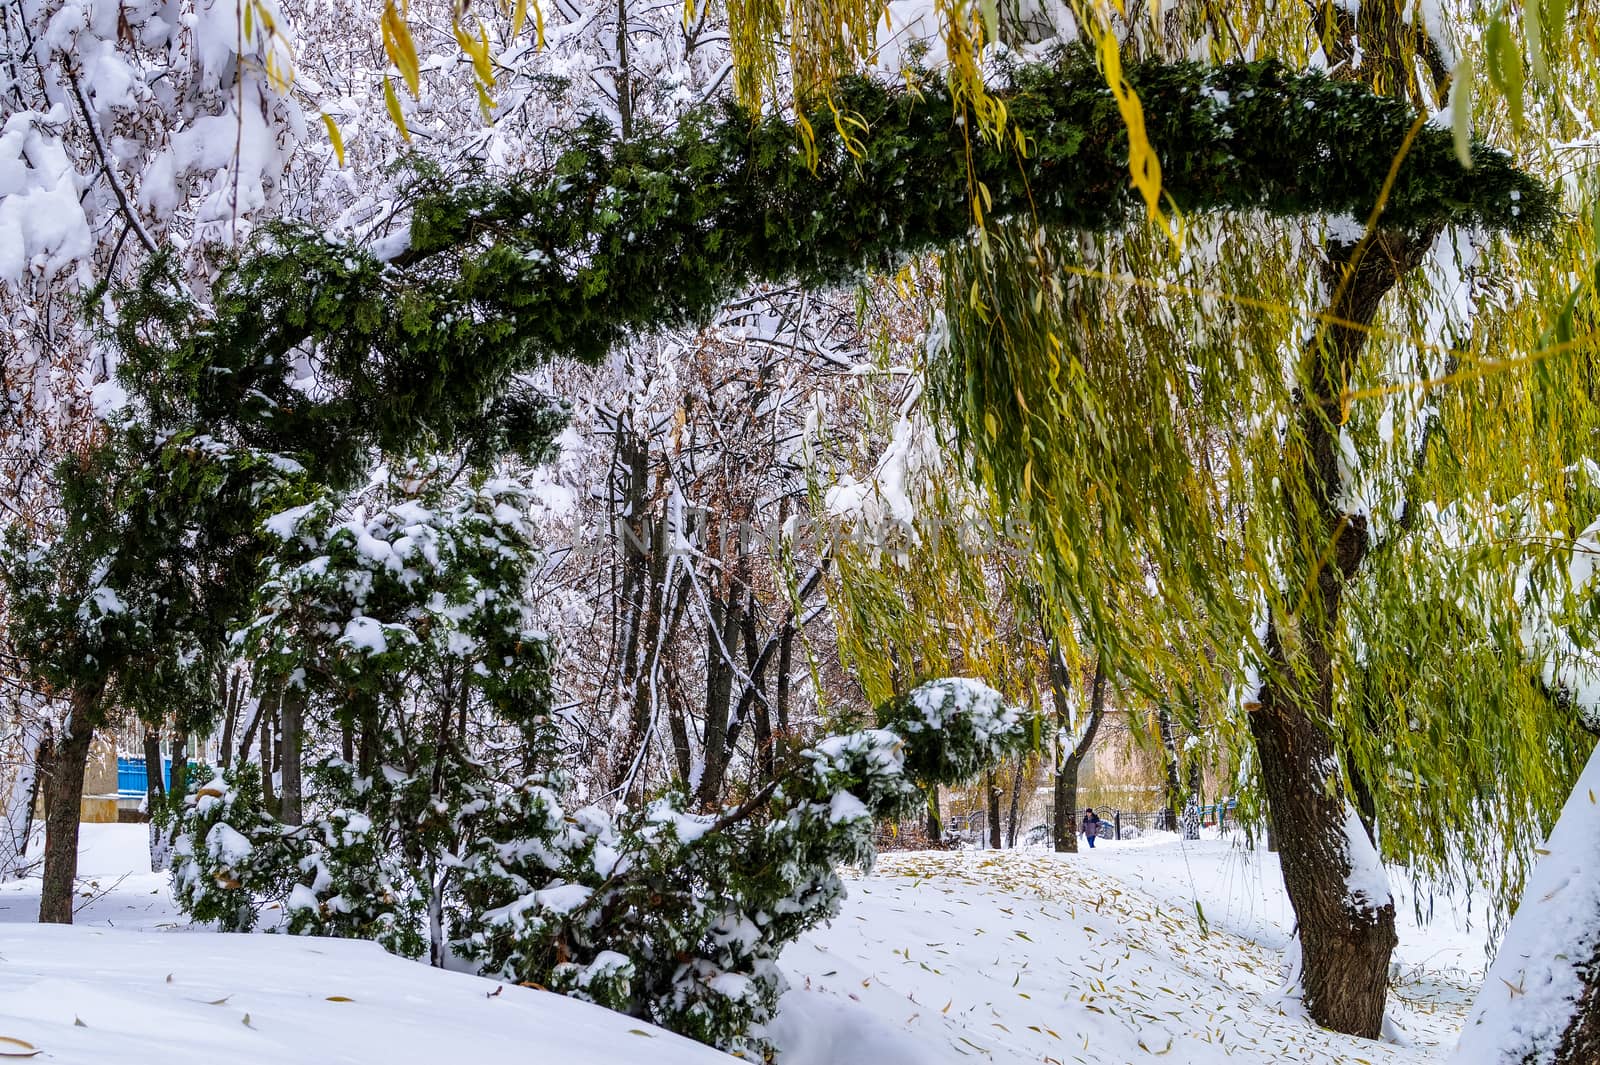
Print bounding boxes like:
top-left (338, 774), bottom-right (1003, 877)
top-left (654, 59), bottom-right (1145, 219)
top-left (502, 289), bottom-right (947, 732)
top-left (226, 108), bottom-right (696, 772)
top-left (0, 826), bottom-right (1490, 1064)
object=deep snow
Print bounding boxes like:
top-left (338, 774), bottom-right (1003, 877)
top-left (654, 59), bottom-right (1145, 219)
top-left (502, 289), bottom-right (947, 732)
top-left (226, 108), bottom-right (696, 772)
top-left (0, 824), bottom-right (1492, 1064)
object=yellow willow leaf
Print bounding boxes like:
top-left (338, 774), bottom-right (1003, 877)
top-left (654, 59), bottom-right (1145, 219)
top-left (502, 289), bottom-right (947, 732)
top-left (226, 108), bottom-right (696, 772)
top-left (382, 1), bottom-right (422, 98)
top-left (1525, 0), bottom-right (1548, 80)
top-left (321, 113), bottom-right (346, 167)
top-left (383, 75), bottom-right (411, 142)
top-left (477, 22), bottom-right (496, 83)
top-left (1450, 54), bottom-right (1474, 169)
top-left (453, 19), bottom-right (496, 88)
top-left (512, 0), bottom-right (527, 38)
top-left (1096, 27), bottom-right (1177, 244)
top-left (533, 0), bottom-right (545, 48)
top-left (265, 51), bottom-right (293, 95)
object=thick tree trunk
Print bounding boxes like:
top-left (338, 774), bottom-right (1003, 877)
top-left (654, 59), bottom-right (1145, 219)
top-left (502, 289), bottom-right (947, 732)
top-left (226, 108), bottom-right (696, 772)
top-left (1052, 648), bottom-right (1106, 853)
top-left (1247, 230), bottom-right (1434, 1038)
top-left (278, 684), bottom-right (304, 826)
top-left (39, 703), bottom-right (95, 924)
top-left (926, 785), bottom-right (942, 847)
top-left (1054, 755), bottom-right (1080, 853)
top-left (1249, 658), bottom-right (1395, 1037)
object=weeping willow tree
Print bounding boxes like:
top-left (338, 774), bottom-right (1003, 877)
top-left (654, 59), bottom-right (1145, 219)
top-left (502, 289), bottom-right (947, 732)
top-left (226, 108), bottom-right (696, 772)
top-left (809, 274), bottom-right (1050, 840)
top-left (816, 267), bottom-right (1235, 858)
top-left (922, 0), bottom-right (1600, 1044)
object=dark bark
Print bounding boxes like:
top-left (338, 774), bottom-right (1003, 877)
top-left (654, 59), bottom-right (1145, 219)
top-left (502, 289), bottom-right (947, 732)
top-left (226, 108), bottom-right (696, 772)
top-left (926, 785), bottom-right (943, 847)
top-left (1248, 230), bottom-right (1435, 1038)
top-left (695, 585), bottom-right (743, 807)
top-left (1054, 757), bottom-right (1081, 853)
top-left (1552, 939), bottom-right (1600, 1065)
top-left (1005, 759), bottom-right (1025, 848)
top-left (775, 618), bottom-right (794, 750)
top-left (1157, 705), bottom-right (1183, 832)
top-left (609, 429), bottom-right (664, 794)
top-left (614, 0), bottom-right (633, 139)
top-left (219, 670), bottom-right (242, 770)
top-left (1054, 651), bottom-right (1107, 852)
top-left (259, 701), bottom-right (277, 812)
top-left (665, 665), bottom-right (693, 784)
top-left (986, 769), bottom-right (1002, 849)
top-left (142, 730), bottom-right (165, 807)
top-left (739, 592), bottom-right (776, 783)
top-left (39, 700), bottom-right (95, 924)
top-left (236, 697), bottom-right (263, 768)
top-left (278, 683), bottom-right (304, 826)
top-left (169, 726), bottom-right (189, 802)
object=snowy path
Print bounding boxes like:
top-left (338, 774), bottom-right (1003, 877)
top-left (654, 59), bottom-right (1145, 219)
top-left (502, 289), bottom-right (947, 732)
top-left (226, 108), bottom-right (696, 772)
top-left (773, 839), bottom-right (1485, 1064)
top-left (0, 826), bottom-right (1486, 1064)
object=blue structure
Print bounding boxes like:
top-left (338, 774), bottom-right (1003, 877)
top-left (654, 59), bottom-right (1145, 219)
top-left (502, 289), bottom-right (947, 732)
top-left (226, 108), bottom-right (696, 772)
top-left (115, 757), bottom-right (195, 799)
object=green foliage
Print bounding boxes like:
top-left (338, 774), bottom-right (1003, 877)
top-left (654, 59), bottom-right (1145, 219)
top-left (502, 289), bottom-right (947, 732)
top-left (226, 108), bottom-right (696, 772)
top-left (168, 765), bottom-right (299, 932)
top-left (926, 178), bottom-right (1596, 920)
top-left (236, 467), bottom-right (555, 739)
top-left (0, 427), bottom-right (312, 732)
top-left (170, 679), bottom-right (1034, 1058)
top-left (111, 53), bottom-right (1552, 495)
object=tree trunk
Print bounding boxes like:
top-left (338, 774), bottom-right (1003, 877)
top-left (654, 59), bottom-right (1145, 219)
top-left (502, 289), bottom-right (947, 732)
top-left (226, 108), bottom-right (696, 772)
top-left (219, 670), bottom-right (243, 770)
top-left (235, 696), bottom-right (263, 768)
top-left (695, 587), bottom-right (742, 808)
top-left (143, 729), bottom-right (169, 870)
top-left (775, 618), bottom-right (795, 756)
top-left (278, 683), bottom-right (304, 826)
top-left (986, 769), bottom-right (1002, 849)
top-left (259, 703), bottom-right (277, 813)
top-left (926, 785), bottom-right (942, 848)
top-left (1249, 659), bottom-right (1395, 1036)
top-left (1247, 230), bottom-right (1433, 1038)
top-left (1005, 759), bottom-right (1025, 847)
top-left (1157, 705), bottom-right (1183, 831)
top-left (1052, 649), bottom-right (1107, 853)
top-left (1054, 755), bottom-right (1080, 853)
top-left (169, 726), bottom-right (189, 801)
top-left (39, 703), bottom-right (95, 924)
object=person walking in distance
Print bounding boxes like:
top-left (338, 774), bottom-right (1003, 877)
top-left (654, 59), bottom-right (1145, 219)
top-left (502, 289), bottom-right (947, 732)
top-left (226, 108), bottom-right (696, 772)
top-left (1081, 807), bottom-right (1101, 849)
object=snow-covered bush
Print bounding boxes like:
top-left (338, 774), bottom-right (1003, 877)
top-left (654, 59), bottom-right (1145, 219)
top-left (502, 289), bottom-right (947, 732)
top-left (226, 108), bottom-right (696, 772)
top-left (171, 673), bottom-right (1034, 1057)
top-left (168, 765), bottom-right (300, 932)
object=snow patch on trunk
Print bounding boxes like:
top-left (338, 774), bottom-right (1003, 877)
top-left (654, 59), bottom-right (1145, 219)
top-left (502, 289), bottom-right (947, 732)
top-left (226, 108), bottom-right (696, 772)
top-left (1342, 807), bottom-right (1393, 911)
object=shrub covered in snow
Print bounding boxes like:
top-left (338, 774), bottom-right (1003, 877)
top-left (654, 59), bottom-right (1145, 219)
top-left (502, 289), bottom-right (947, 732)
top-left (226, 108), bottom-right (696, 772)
top-left (170, 675), bottom-right (1034, 1057)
